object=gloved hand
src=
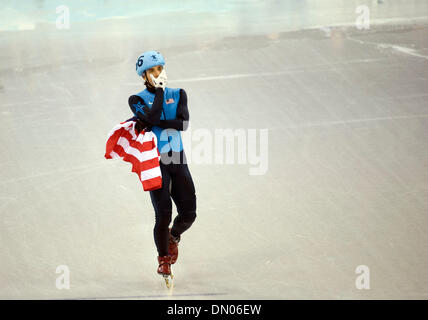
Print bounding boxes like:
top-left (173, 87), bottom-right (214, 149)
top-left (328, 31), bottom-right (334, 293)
top-left (135, 118), bottom-right (152, 134)
top-left (150, 69), bottom-right (168, 90)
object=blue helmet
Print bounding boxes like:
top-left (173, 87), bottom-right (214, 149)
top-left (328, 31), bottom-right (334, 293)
top-left (135, 51), bottom-right (165, 76)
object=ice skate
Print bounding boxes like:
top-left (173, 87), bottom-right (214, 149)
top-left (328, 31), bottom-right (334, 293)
top-left (168, 228), bottom-right (181, 264)
top-left (157, 255), bottom-right (174, 289)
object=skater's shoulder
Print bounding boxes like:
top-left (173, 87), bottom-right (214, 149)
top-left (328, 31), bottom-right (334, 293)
top-left (128, 94), bottom-right (143, 103)
top-left (132, 88), bottom-right (152, 99)
top-left (165, 87), bottom-right (181, 93)
top-left (166, 87), bottom-right (187, 98)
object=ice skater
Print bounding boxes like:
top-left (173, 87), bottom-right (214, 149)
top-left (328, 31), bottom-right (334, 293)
top-left (128, 51), bottom-right (197, 286)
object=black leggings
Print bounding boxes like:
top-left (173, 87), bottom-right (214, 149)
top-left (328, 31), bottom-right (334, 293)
top-left (149, 151), bottom-right (197, 256)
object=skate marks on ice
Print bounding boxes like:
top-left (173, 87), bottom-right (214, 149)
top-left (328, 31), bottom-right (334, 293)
top-left (267, 112), bottom-right (428, 131)
top-left (343, 25), bottom-right (428, 60)
top-left (62, 292), bottom-right (227, 300)
top-left (1, 1), bottom-right (428, 300)
top-left (135, 23), bottom-right (428, 88)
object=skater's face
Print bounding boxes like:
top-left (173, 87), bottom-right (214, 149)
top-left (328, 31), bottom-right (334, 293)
top-left (143, 65), bottom-right (163, 86)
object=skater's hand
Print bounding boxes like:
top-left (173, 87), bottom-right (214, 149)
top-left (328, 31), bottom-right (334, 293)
top-left (135, 118), bottom-right (152, 133)
top-left (150, 69), bottom-right (168, 90)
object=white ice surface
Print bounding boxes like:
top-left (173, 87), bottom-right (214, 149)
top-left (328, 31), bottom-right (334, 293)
top-left (0, 0), bottom-right (428, 299)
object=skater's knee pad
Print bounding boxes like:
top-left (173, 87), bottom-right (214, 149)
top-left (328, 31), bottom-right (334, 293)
top-left (154, 212), bottom-right (172, 228)
top-left (174, 211), bottom-right (196, 230)
top-left (176, 195), bottom-right (196, 220)
top-left (182, 210), bottom-right (196, 223)
top-left (154, 207), bottom-right (172, 218)
top-left (174, 195), bottom-right (196, 213)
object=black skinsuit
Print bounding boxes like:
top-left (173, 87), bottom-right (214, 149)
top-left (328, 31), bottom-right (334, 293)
top-left (128, 85), bottom-right (197, 257)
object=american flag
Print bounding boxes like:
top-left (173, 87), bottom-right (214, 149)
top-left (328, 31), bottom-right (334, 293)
top-left (105, 120), bottom-right (162, 191)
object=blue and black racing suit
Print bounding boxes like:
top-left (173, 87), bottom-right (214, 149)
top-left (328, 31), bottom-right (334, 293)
top-left (128, 85), bottom-right (197, 256)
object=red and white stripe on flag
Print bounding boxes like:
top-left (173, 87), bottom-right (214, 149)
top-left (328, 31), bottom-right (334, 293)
top-left (105, 120), bottom-right (162, 191)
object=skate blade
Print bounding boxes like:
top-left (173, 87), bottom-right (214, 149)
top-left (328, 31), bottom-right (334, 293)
top-left (162, 268), bottom-right (174, 290)
top-left (163, 274), bottom-right (174, 290)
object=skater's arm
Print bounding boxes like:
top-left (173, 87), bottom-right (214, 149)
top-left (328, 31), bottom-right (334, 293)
top-left (156, 89), bottom-right (189, 131)
top-left (128, 88), bottom-right (164, 125)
